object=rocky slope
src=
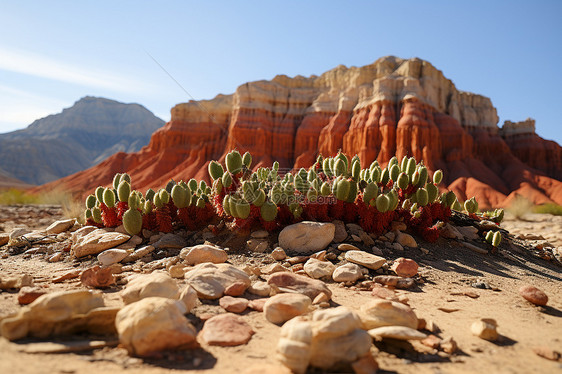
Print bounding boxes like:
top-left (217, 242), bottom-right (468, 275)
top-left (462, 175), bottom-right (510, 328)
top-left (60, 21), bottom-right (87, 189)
top-left (39, 57), bottom-right (562, 208)
top-left (0, 97), bottom-right (164, 185)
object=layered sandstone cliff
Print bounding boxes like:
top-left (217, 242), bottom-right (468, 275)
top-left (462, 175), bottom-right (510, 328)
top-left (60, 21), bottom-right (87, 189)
top-left (40, 56), bottom-right (562, 208)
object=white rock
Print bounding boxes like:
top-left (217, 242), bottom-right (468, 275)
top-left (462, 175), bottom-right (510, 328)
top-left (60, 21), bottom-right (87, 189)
top-left (121, 271), bottom-right (179, 304)
top-left (184, 262), bottom-right (251, 299)
top-left (345, 250), bottom-right (386, 270)
top-left (303, 258), bottom-right (336, 279)
top-left (180, 244), bottom-right (228, 265)
top-left (179, 285), bottom-right (199, 312)
top-left (97, 249), bottom-right (129, 266)
top-left (441, 223), bottom-right (464, 240)
top-left (471, 318), bottom-right (498, 341)
top-left (332, 263), bottom-right (363, 283)
top-left (395, 232), bottom-right (417, 248)
top-left (337, 243), bottom-right (360, 251)
top-left (264, 293), bottom-right (312, 324)
top-left (358, 299), bottom-right (418, 330)
top-left (251, 230), bottom-right (269, 239)
top-left (45, 219), bottom-right (75, 234)
top-left (9, 227), bottom-right (31, 240)
top-left (248, 281), bottom-right (272, 297)
top-left (368, 326), bottom-right (427, 340)
top-left (278, 222), bottom-right (335, 254)
top-left (271, 247), bottom-right (287, 261)
top-left (115, 297), bottom-right (197, 356)
top-left (72, 229), bottom-right (130, 258)
top-left (246, 239), bottom-right (268, 253)
top-left (122, 245), bottom-right (155, 262)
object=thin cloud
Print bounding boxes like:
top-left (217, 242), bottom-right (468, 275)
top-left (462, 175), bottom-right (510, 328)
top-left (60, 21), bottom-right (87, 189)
top-left (0, 47), bottom-right (146, 93)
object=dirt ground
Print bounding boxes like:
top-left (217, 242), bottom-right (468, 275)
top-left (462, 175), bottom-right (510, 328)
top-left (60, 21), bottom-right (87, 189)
top-left (0, 205), bottom-right (561, 374)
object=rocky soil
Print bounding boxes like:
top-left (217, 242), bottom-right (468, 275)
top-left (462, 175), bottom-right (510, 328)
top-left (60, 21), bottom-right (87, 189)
top-left (0, 204), bottom-right (561, 374)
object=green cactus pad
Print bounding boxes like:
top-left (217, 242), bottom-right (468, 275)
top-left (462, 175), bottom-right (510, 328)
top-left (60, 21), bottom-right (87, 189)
top-left (208, 160), bottom-right (224, 181)
top-left (397, 172), bottom-right (409, 190)
top-left (260, 201), bottom-right (278, 222)
top-left (123, 208), bottom-right (142, 236)
top-left (103, 188), bottom-right (116, 208)
top-left (375, 194), bottom-right (390, 213)
top-left (86, 195), bottom-right (97, 209)
top-left (389, 164), bottom-right (401, 182)
top-left (433, 169), bottom-right (443, 185)
top-left (118, 181), bottom-right (131, 203)
top-left (492, 231), bottom-right (502, 247)
top-left (226, 150), bottom-right (243, 174)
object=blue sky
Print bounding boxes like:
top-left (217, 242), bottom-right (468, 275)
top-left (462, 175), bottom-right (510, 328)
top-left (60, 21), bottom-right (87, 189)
top-left (1, 1), bottom-right (561, 144)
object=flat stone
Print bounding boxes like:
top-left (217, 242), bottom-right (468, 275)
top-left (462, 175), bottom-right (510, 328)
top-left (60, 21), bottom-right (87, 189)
top-left (152, 233), bottom-right (187, 249)
top-left (533, 346), bottom-right (562, 362)
top-left (368, 326), bottom-right (427, 341)
top-left (80, 266), bottom-right (116, 289)
top-left (395, 232), bottom-right (417, 248)
top-left (184, 263), bottom-right (251, 300)
top-left (121, 271), bottom-right (179, 304)
top-left (370, 285), bottom-right (399, 301)
top-left (471, 318), bottom-right (498, 341)
top-left (271, 247), bottom-right (287, 261)
top-left (268, 272), bottom-right (332, 301)
top-left (17, 286), bottom-right (47, 305)
top-left (519, 285), bottom-right (548, 306)
top-left (345, 250), bottom-right (386, 270)
top-left (248, 298), bottom-right (268, 312)
top-left (45, 219), bottom-right (75, 235)
top-left (97, 249), bottom-right (129, 266)
top-left (219, 296), bottom-right (249, 313)
top-left (390, 258), bottom-right (418, 278)
top-left (358, 299), bottom-right (418, 330)
top-left (224, 281), bottom-right (248, 296)
top-left (421, 334), bottom-right (442, 349)
top-left (456, 225), bottom-right (479, 240)
top-left (52, 269), bottom-right (80, 283)
top-left (338, 243), bottom-right (360, 251)
top-left (251, 230), bottom-right (269, 239)
top-left (199, 313), bottom-right (254, 346)
top-left (332, 220), bottom-right (347, 242)
top-left (261, 263), bottom-right (289, 275)
top-left (72, 229), bottom-right (130, 258)
top-left (441, 223), bottom-right (464, 240)
top-left (264, 293), bottom-right (311, 324)
top-left (278, 221), bottom-right (335, 254)
top-left (391, 221), bottom-right (407, 231)
top-left (246, 239), bottom-right (268, 253)
top-left (332, 263), bottom-right (363, 283)
top-left (303, 258), bottom-right (336, 279)
top-left (359, 231), bottom-right (375, 246)
top-left (180, 244), bottom-right (228, 265)
top-left (0, 274), bottom-right (33, 290)
top-left (116, 297), bottom-right (197, 356)
top-left (0, 233), bottom-right (9, 246)
top-left (122, 245), bottom-right (155, 262)
top-left (248, 281), bottom-right (272, 297)
top-left (9, 227), bottom-right (31, 240)
top-left (48, 252), bottom-right (63, 262)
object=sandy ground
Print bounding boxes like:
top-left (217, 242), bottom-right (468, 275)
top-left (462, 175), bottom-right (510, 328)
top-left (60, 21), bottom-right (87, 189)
top-left (0, 205), bottom-right (561, 374)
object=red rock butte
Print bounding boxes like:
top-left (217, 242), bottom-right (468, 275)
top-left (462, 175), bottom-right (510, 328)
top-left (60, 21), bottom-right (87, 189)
top-left (40, 56), bottom-right (562, 208)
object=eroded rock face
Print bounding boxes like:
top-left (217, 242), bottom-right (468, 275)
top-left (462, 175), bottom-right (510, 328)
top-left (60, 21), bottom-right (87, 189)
top-left (39, 57), bottom-right (562, 208)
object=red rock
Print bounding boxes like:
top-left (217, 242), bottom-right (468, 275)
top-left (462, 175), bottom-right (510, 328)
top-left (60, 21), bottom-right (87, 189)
top-left (17, 286), bottom-right (47, 305)
top-left (248, 298), bottom-right (268, 312)
top-left (52, 269), bottom-right (81, 283)
top-left (36, 57), bottom-right (562, 209)
top-left (421, 334), bottom-right (442, 349)
top-left (390, 258), bottom-right (418, 278)
top-left (198, 313), bottom-right (254, 346)
top-left (267, 272), bottom-right (332, 301)
top-left (371, 285), bottom-right (399, 301)
top-left (224, 281), bottom-right (249, 297)
top-left (518, 285), bottom-right (548, 306)
top-left (80, 266), bottom-right (115, 289)
top-left (219, 296), bottom-right (249, 313)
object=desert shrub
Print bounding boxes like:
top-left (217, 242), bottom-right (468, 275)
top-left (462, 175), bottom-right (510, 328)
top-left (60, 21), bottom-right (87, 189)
top-left (534, 203), bottom-right (562, 216)
top-left (507, 195), bottom-right (533, 220)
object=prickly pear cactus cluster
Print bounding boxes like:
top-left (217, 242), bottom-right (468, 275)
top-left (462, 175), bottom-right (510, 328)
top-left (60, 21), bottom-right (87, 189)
top-left (82, 150), bottom-right (503, 244)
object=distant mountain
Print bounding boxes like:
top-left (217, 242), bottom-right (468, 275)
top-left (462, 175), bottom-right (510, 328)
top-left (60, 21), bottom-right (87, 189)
top-left (0, 168), bottom-right (33, 189)
top-left (0, 96), bottom-right (164, 185)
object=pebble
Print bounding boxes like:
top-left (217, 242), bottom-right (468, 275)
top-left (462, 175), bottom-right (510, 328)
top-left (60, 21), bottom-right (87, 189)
top-left (368, 326), bottom-right (427, 341)
top-left (518, 285), bottom-right (548, 306)
top-left (48, 252), bottom-right (63, 262)
top-left (278, 221), bottom-right (335, 254)
top-left (471, 318), bottom-right (498, 341)
top-left (338, 243), bottom-right (360, 251)
top-left (248, 298), bottom-right (268, 312)
top-left (395, 232), bottom-right (417, 248)
top-left (303, 258), bottom-right (336, 279)
top-left (456, 225), bottom-right (479, 240)
top-left (45, 219), bottom-right (75, 235)
top-left (421, 334), bottom-right (442, 349)
top-left (219, 296), bottom-right (249, 313)
top-left (97, 249), bottom-right (129, 266)
top-left (262, 263), bottom-right (289, 274)
top-left (440, 336), bottom-right (458, 354)
top-left (184, 263), bottom-right (250, 299)
top-left (0, 233), bottom-right (9, 246)
top-left (332, 220), bottom-right (348, 242)
top-left (358, 299), bottom-right (418, 329)
top-left (248, 281), bottom-right (272, 297)
top-left (180, 244), bottom-right (228, 265)
top-left (351, 234), bottom-right (362, 242)
top-left (268, 272), bottom-right (332, 301)
top-left (251, 230), bottom-right (269, 239)
top-left (332, 263), bottom-right (363, 283)
top-left (271, 247), bottom-right (287, 261)
top-left (121, 271), bottom-right (179, 304)
top-left (390, 258), bottom-right (418, 278)
top-left (373, 275), bottom-right (414, 289)
top-left (370, 285), bottom-right (399, 301)
top-left (246, 239), bottom-right (268, 253)
top-left (264, 293), bottom-right (312, 324)
top-left (122, 245), bottom-right (155, 262)
top-left (17, 286), bottom-right (47, 305)
top-left (71, 229), bottom-right (130, 258)
top-left (345, 250), bottom-right (386, 270)
top-left (360, 231), bottom-right (375, 246)
top-left (391, 221), bottom-right (407, 231)
top-left (52, 269), bottom-right (80, 283)
top-left (441, 223), bottom-right (464, 240)
top-left (168, 264), bottom-right (186, 278)
top-left (224, 281), bottom-right (248, 296)
top-left (199, 313), bottom-right (254, 346)
top-left (533, 346), bottom-right (562, 362)
top-left (152, 233), bottom-right (187, 249)
top-left (371, 246), bottom-right (384, 256)
top-left (80, 266), bottom-right (116, 289)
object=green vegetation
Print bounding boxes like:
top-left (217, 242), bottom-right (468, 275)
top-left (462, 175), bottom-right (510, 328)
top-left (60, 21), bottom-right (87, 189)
top-left (0, 188), bottom-right (83, 222)
top-left (533, 203), bottom-right (562, 216)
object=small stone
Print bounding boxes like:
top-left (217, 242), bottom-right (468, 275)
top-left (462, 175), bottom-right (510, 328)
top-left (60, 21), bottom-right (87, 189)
top-left (224, 281), bottom-right (248, 296)
top-left (180, 244), bottom-right (228, 265)
top-left (246, 239), bottom-right (268, 253)
top-left (168, 264), bottom-right (186, 278)
top-left (303, 258), bottom-right (336, 279)
top-left (395, 232), bottom-right (417, 248)
top-left (351, 234), bottom-right (362, 242)
top-left (199, 313), bottom-right (254, 346)
top-left (440, 336), bottom-right (458, 354)
top-left (351, 353), bottom-right (379, 374)
top-left (333, 263), bottom-right (363, 283)
top-left (52, 270), bottom-right (80, 283)
top-left (116, 297), bottom-right (198, 356)
top-left (268, 272), bottom-right (331, 301)
top-left (332, 220), bottom-right (348, 242)
top-left (370, 285), bottom-right (399, 301)
top-left (391, 221), bottom-right (407, 231)
top-left (179, 285), bottom-right (198, 312)
top-left (248, 281), bottom-right (272, 297)
top-left (338, 243), bottom-right (360, 251)
top-left (122, 245), bottom-right (155, 262)
top-left (391, 243), bottom-right (404, 252)
top-left (220, 296), bottom-right (249, 313)
top-left (518, 285), bottom-right (548, 306)
top-left (262, 263), bottom-right (289, 274)
top-left (0, 233), bottom-right (9, 246)
top-left (72, 229), bottom-right (130, 258)
top-left (17, 286), bottom-right (47, 305)
top-left (248, 298), bottom-right (268, 312)
top-left (368, 326), bottom-right (427, 341)
top-left (345, 250), bottom-right (386, 270)
top-left (271, 247), bottom-right (287, 261)
top-left (251, 230), bottom-right (269, 239)
top-left (359, 231), bottom-right (375, 246)
top-left (421, 334), bottom-right (442, 349)
top-left (45, 219), bottom-right (75, 235)
top-left (152, 233), bottom-right (187, 249)
top-left (456, 225), bottom-right (479, 240)
top-left (264, 293), bottom-right (311, 324)
top-left (184, 263), bottom-right (251, 300)
top-left (441, 223), bottom-right (464, 240)
top-left (80, 266), bottom-right (115, 289)
top-left (471, 319), bottom-right (498, 341)
top-left (358, 299), bottom-right (418, 330)
top-left (278, 221), bottom-right (335, 254)
top-left (371, 246), bottom-right (384, 256)
top-left (533, 346), bottom-right (562, 362)
top-left (390, 258), bottom-right (418, 278)
top-left (287, 256), bottom-right (309, 265)
top-left (384, 231), bottom-right (396, 242)
top-left (373, 275), bottom-right (415, 289)
top-left (48, 252), bottom-right (63, 262)
top-left (121, 271), bottom-right (179, 304)
top-left (9, 227), bottom-right (31, 240)
top-left (97, 249), bottom-right (129, 266)
top-left (310, 250), bottom-right (326, 261)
